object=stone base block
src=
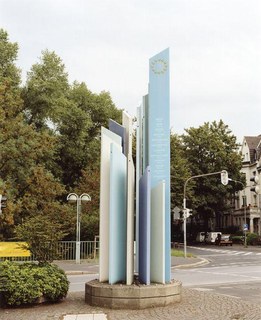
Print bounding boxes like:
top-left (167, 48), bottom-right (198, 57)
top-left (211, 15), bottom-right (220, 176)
top-left (85, 279), bottom-right (182, 309)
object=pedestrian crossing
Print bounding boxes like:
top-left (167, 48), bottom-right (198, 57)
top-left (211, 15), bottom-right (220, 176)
top-left (188, 246), bottom-right (261, 257)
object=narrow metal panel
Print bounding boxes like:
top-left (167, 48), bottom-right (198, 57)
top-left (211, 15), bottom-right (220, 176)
top-left (148, 48), bottom-right (171, 282)
top-left (151, 180), bottom-right (165, 284)
top-left (99, 127), bottom-right (122, 282)
top-left (122, 111), bottom-right (133, 156)
top-left (109, 119), bottom-right (126, 155)
top-left (142, 94), bottom-right (149, 173)
top-left (135, 106), bottom-right (141, 273)
top-left (109, 143), bottom-right (127, 284)
top-left (126, 155), bottom-right (135, 285)
top-left (138, 166), bottom-right (151, 285)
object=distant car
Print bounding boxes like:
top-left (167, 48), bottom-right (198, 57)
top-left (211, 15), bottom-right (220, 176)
top-left (196, 231), bottom-right (222, 244)
top-left (215, 234), bottom-right (233, 246)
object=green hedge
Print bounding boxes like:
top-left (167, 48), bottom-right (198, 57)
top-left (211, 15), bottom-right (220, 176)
top-left (0, 261), bottom-right (69, 306)
top-left (246, 233), bottom-right (259, 245)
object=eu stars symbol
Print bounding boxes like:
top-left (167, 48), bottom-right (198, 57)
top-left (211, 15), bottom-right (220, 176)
top-left (151, 59), bottom-right (168, 75)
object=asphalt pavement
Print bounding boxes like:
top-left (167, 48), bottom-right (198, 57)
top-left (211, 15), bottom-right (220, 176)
top-left (1, 254), bottom-right (261, 320)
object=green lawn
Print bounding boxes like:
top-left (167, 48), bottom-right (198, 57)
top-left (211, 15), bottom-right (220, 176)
top-left (171, 249), bottom-right (195, 258)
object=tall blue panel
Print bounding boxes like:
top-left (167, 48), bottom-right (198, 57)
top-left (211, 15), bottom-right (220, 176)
top-left (138, 166), bottom-right (151, 285)
top-left (148, 48), bottom-right (171, 282)
top-left (109, 143), bottom-right (127, 284)
top-left (109, 119), bottom-right (127, 155)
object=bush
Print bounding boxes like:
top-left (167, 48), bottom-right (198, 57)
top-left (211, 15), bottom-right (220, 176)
top-left (246, 233), bottom-right (259, 245)
top-left (0, 261), bottom-right (69, 306)
top-left (231, 235), bottom-right (244, 244)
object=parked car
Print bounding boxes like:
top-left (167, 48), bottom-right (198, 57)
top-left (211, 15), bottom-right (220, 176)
top-left (205, 232), bottom-right (222, 244)
top-left (215, 234), bottom-right (233, 246)
top-left (196, 231), bottom-right (222, 244)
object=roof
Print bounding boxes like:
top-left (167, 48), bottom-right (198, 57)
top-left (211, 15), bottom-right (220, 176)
top-left (244, 135), bottom-right (261, 163)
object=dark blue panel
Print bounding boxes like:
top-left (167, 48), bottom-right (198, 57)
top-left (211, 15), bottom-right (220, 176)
top-left (109, 119), bottom-right (127, 156)
top-left (138, 166), bottom-right (151, 285)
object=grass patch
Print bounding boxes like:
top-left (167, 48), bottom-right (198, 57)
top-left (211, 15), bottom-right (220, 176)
top-left (171, 249), bottom-right (195, 258)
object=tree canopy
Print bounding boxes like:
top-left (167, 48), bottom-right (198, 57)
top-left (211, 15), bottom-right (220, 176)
top-left (0, 29), bottom-right (244, 243)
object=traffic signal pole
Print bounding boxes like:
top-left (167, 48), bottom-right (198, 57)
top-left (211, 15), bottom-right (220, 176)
top-left (183, 170), bottom-right (228, 258)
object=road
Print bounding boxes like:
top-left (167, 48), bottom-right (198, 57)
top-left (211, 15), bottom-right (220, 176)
top-left (68, 245), bottom-right (261, 304)
top-left (173, 244), bottom-right (261, 303)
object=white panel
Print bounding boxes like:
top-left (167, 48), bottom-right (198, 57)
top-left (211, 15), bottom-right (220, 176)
top-left (150, 180), bottom-right (165, 284)
top-left (122, 111), bottom-right (133, 156)
top-left (109, 143), bottom-right (127, 284)
top-left (126, 155), bottom-right (135, 285)
top-left (135, 106), bottom-right (141, 274)
top-left (99, 127), bottom-right (122, 282)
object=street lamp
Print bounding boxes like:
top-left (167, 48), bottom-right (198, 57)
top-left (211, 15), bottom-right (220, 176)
top-left (228, 179), bottom-right (247, 248)
top-left (67, 193), bottom-right (91, 264)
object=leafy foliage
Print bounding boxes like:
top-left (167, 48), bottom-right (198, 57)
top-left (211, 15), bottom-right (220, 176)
top-left (0, 28), bottom-right (245, 244)
top-left (0, 261), bottom-right (69, 306)
top-left (181, 120), bottom-right (243, 229)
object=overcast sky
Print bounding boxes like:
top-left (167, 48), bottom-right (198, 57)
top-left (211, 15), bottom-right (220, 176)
top-left (1, 0), bottom-right (260, 142)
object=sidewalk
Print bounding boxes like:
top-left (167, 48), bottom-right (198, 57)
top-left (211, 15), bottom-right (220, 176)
top-left (54, 255), bottom-right (208, 275)
top-left (1, 256), bottom-right (261, 320)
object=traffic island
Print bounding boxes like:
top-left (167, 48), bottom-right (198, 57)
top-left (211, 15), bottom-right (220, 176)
top-left (85, 279), bottom-right (182, 309)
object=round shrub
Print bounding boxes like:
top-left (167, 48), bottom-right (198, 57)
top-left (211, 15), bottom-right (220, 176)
top-left (0, 261), bottom-right (69, 306)
top-left (247, 233), bottom-right (258, 245)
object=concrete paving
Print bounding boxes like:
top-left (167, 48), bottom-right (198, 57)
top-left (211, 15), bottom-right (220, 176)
top-left (1, 256), bottom-right (261, 320)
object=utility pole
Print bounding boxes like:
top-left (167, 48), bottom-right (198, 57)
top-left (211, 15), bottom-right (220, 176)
top-left (228, 179), bottom-right (247, 247)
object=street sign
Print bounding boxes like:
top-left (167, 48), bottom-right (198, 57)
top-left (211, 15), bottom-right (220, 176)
top-left (243, 224), bottom-right (248, 231)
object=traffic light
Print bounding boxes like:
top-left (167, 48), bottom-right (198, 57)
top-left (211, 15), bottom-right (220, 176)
top-left (0, 194), bottom-right (7, 213)
top-left (250, 175), bottom-right (259, 194)
top-left (184, 208), bottom-right (193, 219)
top-left (220, 170), bottom-right (229, 186)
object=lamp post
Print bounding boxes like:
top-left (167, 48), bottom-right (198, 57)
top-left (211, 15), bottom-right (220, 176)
top-left (228, 179), bottom-right (247, 248)
top-left (67, 193), bottom-right (91, 264)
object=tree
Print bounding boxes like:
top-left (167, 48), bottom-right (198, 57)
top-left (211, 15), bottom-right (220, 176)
top-left (22, 50), bottom-right (70, 130)
top-left (181, 120), bottom-right (243, 231)
top-left (15, 166), bottom-right (74, 262)
top-left (0, 29), bottom-right (20, 87)
top-left (57, 82), bottom-right (122, 187)
top-left (0, 31), bottom-right (67, 240)
top-left (170, 133), bottom-right (193, 209)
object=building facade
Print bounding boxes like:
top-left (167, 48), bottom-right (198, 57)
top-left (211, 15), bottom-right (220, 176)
top-left (231, 135), bottom-right (261, 234)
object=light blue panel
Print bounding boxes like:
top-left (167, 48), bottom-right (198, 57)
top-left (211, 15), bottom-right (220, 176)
top-left (109, 143), bottom-right (127, 284)
top-left (109, 119), bottom-right (126, 155)
top-left (138, 166), bottom-right (151, 285)
top-left (126, 155), bottom-right (135, 285)
top-left (99, 127), bottom-right (122, 282)
top-left (148, 48), bottom-right (171, 282)
top-left (151, 181), bottom-right (165, 284)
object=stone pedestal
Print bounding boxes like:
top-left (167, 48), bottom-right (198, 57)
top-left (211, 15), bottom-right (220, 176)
top-left (85, 279), bottom-right (182, 309)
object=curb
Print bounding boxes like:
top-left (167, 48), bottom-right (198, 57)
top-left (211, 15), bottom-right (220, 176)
top-left (172, 257), bottom-right (209, 269)
top-left (64, 258), bottom-right (209, 275)
top-left (65, 271), bottom-right (98, 275)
